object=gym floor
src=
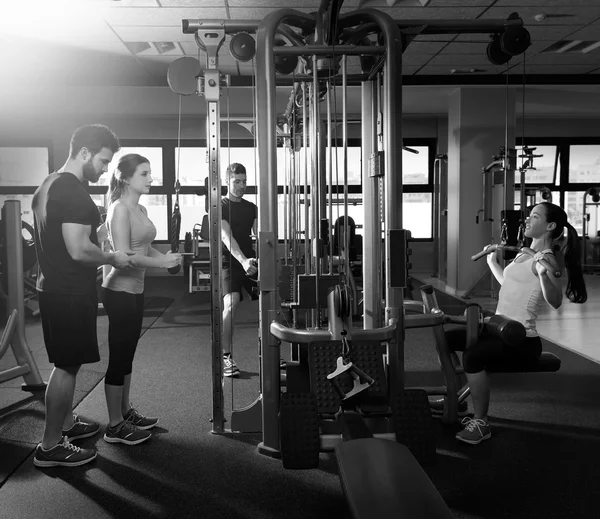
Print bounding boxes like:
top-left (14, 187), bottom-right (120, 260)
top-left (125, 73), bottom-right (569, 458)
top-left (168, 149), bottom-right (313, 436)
top-left (0, 274), bottom-right (599, 518)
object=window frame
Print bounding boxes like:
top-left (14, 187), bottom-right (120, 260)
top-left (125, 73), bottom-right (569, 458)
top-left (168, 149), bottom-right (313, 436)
top-left (0, 139), bottom-right (54, 194)
top-left (518, 137), bottom-right (600, 209)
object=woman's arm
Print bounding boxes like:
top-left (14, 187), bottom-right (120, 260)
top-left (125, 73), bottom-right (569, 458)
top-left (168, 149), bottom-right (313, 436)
top-left (487, 249), bottom-right (505, 285)
top-left (535, 253), bottom-right (563, 309)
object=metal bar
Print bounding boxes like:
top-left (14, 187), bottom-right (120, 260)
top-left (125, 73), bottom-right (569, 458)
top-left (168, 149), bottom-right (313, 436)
top-left (311, 58), bottom-right (321, 326)
top-left (302, 83), bottom-right (310, 278)
top-left (183, 20), bottom-right (260, 34)
top-left (255, 8), bottom-right (315, 458)
top-left (206, 96), bottom-right (225, 433)
top-left (270, 321), bottom-right (397, 343)
top-left (327, 78), bottom-right (334, 274)
top-left (0, 309), bottom-right (17, 358)
top-left (361, 79), bottom-right (380, 329)
top-left (273, 45), bottom-right (385, 56)
top-left (2, 201), bottom-right (45, 390)
top-left (182, 17), bottom-right (518, 36)
top-left (342, 55), bottom-right (350, 280)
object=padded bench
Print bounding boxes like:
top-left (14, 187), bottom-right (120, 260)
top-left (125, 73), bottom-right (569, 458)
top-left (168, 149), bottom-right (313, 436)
top-left (336, 438), bottom-right (453, 519)
top-left (487, 351), bottom-right (561, 373)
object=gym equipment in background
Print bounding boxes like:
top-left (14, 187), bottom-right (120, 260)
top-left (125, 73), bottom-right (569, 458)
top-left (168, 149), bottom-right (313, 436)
top-left (0, 200), bottom-right (46, 392)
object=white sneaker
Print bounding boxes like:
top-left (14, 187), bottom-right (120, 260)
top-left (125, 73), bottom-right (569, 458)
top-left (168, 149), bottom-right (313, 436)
top-left (223, 355), bottom-right (240, 377)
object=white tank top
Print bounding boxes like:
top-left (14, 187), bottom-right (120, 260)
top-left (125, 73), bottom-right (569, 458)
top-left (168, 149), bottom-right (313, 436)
top-left (495, 253), bottom-right (547, 337)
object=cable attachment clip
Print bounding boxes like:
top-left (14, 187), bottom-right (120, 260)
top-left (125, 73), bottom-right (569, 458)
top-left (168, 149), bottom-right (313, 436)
top-left (326, 331), bottom-right (374, 401)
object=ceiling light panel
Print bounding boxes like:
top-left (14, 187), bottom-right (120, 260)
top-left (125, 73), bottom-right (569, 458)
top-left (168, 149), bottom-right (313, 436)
top-left (505, 64), bottom-right (598, 74)
top-left (480, 7), bottom-right (600, 25)
top-left (227, 0), bottom-right (355, 5)
top-left (427, 0), bottom-right (493, 6)
top-left (159, 0), bottom-right (228, 5)
top-left (229, 7), bottom-right (317, 17)
top-left (383, 7), bottom-right (488, 18)
top-left (114, 26), bottom-right (196, 42)
top-left (494, 0), bottom-right (595, 6)
top-left (416, 64), bottom-right (505, 74)
top-left (104, 7), bottom-right (227, 25)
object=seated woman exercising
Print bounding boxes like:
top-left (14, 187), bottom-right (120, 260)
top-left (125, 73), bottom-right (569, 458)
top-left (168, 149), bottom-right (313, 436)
top-left (452, 202), bottom-right (587, 445)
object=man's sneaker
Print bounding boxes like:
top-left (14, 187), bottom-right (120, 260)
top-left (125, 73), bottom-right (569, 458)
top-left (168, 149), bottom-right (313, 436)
top-left (62, 414), bottom-right (100, 441)
top-left (456, 417), bottom-right (492, 445)
top-left (223, 354), bottom-right (240, 377)
top-left (124, 405), bottom-right (159, 430)
top-left (104, 416), bottom-right (152, 446)
top-left (34, 437), bottom-right (97, 468)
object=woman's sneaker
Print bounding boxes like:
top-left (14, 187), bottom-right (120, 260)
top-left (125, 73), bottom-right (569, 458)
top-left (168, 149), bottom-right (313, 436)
top-left (62, 414), bottom-right (100, 441)
top-left (223, 354), bottom-right (240, 377)
top-left (104, 416), bottom-right (151, 446)
top-left (456, 417), bottom-right (492, 445)
top-left (34, 437), bottom-right (97, 468)
top-left (124, 405), bottom-right (159, 430)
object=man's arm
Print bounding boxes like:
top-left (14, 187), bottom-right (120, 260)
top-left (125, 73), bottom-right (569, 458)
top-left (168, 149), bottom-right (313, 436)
top-left (222, 219), bottom-right (255, 273)
top-left (62, 222), bottom-right (134, 269)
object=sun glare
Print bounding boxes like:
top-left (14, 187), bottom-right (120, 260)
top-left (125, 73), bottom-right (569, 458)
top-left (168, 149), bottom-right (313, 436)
top-left (0, 0), bottom-right (111, 38)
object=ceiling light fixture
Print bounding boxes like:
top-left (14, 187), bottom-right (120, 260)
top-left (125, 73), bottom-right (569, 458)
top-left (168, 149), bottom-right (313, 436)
top-left (556, 40), bottom-right (583, 53)
top-left (581, 41), bottom-right (600, 53)
top-left (154, 42), bottom-right (177, 55)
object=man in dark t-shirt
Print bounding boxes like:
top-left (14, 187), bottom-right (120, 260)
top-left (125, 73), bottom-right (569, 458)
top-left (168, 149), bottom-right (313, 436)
top-left (32, 124), bottom-right (135, 469)
top-left (220, 163), bottom-right (258, 377)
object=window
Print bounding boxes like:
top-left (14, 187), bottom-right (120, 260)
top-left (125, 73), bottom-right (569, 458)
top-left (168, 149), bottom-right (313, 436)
top-left (403, 193), bottom-right (432, 239)
top-left (146, 195), bottom-right (169, 241)
top-left (568, 145), bottom-right (600, 184)
top-left (515, 145), bottom-right (557, 184)
top-left (1, 138), bottom-right (438, 245)
top-left (175, 147), bottom-right (257, 187)
top-left (564, 191), bottom-right (586, 235)
top-left (0, 194), bottom-right (34, 226)
top-left (0, 147), bottom-right (50, 187)
top-left (100, 147), bottom-right (164, 187)
top-left (403, 146), bottom-right (430, 185)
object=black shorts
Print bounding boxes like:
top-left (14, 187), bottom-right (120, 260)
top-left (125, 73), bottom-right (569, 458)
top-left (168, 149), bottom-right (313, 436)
top-left (39, 291), bottom-right (100, 367)
top-left (221, 263), bottom-right (258, 301)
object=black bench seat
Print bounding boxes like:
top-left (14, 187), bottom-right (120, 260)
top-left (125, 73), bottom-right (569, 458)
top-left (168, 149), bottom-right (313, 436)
top-left (487, 351), bottom-right (561, 373)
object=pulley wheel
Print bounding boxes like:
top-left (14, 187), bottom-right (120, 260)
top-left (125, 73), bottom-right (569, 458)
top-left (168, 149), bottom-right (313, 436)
top-left (167, 57), bottom-right (201, 95)
top-left (230, 32), bottom-right (256, 62)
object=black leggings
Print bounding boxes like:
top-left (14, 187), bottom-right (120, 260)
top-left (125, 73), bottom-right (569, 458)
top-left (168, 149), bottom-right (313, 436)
top-left (445, 325), bottom-right (543, 374)
top-left (102, 288), bottom-right (145, 386)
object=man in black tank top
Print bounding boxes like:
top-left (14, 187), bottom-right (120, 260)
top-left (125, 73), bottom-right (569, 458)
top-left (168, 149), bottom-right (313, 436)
top-left (220, 163), bottom-right (258, 377)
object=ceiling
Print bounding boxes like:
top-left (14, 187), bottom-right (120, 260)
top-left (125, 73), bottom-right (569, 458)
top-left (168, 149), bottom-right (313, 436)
top-left (1, 0), bottom-right (599, 117)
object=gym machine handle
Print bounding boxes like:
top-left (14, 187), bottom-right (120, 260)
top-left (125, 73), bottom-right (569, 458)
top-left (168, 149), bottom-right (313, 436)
top-left (471, 244), bottom-right (562, 278)
top-left (270, 321), bottom-right (397, 344)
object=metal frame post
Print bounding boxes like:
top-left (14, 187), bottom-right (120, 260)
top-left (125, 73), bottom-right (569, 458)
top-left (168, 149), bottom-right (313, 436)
top-left (1, 201), bottom-right (45, 390)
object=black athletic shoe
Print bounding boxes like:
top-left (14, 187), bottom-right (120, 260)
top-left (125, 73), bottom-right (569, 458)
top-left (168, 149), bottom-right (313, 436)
top-left (62, 414), bottom-right (100, 441)
top-left (124, 405), bottom-right (159, 430)
top-left (223, 354), bottom-right (240, 377)
top-left (104, 416), bottom-right (151, 446)
top-left (34, 437), bottom-right (97, 468)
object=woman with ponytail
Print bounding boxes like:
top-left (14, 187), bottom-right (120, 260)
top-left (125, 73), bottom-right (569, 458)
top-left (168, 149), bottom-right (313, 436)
top-left (101, 153), bottom-right (182, 446)
top-left (453, 202), bottom-right (587, 446)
